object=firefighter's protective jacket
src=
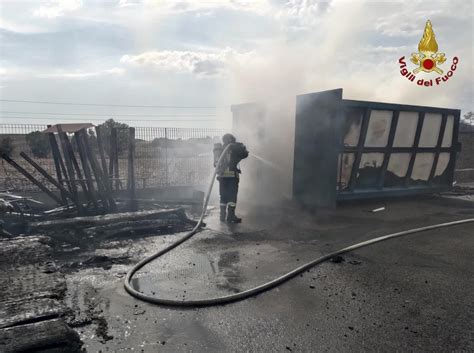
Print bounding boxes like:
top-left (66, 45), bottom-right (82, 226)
top-left (213, 142), bottom-right (249, 179)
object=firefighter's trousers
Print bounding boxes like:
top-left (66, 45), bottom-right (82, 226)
top-left (218, 177), bottom-right (239, 208)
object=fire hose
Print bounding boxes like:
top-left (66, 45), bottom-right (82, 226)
top-left (124, 144), bottom-right (474, 306)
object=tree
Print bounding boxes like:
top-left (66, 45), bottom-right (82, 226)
top-left (96, 119), bottom-right (130, 156)
top-left (0, 137), bottom-right (14, 157)
top-left (26, 131), bottom-right (51, 158)
top-left (461, 111), bottom-right (474, 132)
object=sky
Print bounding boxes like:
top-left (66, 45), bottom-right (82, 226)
top-left (0, 0), bottom-right (472, 129)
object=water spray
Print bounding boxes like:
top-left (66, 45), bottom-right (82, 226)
top-left (249, 153), bottom-right (284, 172)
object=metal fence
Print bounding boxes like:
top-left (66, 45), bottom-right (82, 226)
top-left (0, 124), bottom-right (225, 192)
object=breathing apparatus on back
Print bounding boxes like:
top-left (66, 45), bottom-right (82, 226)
top-left (213, 134), bottom-right (249, 177)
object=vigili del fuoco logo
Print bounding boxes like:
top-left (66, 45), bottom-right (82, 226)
top-left (398, 20), bottom-right (458, 87)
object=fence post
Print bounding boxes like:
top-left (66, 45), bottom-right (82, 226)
top-left (127, 127), bottom-right (137, 211)
top-left (109, 128), bottom-right (120, 191)
top-left (165, 127), bottom-right (168, 185)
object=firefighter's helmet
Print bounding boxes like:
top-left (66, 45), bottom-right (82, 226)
top-left (222, 133), bottom-right (236, 145)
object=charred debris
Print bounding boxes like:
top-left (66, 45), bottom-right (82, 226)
top-left (0, 124), bottom-right (206, 352)
top-left (0, 124), bottom-right (201, 241)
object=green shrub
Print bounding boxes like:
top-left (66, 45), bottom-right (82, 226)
top-left (26, 131), bottom-right (51, 158)
top-left (0, 137), bottom-right (14, 157)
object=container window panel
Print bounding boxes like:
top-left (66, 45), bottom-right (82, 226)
top-left (337, 153), bottom-right (355, 190)
top-left (419, 113), bottom-right (442, 147)
top-left (432, 153), bottom-right (451, 185)
top-left (355, 153), bottom-right (384, 189)
top-left (441, 115), bottom-right (454, 147)
top-left (410, 153), bottom-right (435, 182)
top-left (364, 110), bottom-right (392, 147)
top-left (342, 108), bottom-right (364, 147)
top-left (393, 112), bottom-right (418, 147)
top-left (435, 153), bottom-right (451, 176)
top-left (384, 153), bottom-right (411, 187)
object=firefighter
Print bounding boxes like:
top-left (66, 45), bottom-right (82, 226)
top-left (213, 133), bottom-right (248, 223)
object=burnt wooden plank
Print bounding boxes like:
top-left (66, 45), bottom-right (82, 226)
top-left (79, 129), bottom-right (117, 211)
top-left (59, 129), bottom-right (90, 203)
top-left (31, 208), bottom-right (185, 230)
top-left (20, 152), bottom-right (75, 204)
top-left (74, 130), bottom-right (99, 210)
top-left (47, 125), bottom-right (68, 203)
top-left (0, 236), bottom-right (81, 352)
top-left (0, 236), bottom-right (50, 266)
top-left (0, 153), bottom-right (63, 205)
top-left (0, 298), bottom-right (66, 329)
top-left (83, 214), bottom-right (198, 238)
top-left (0, 236), bottom-right (65, 304)
top-left (56, 125), bottom-right (83, 214)
top-left (0, 318), bottom-right (81, 353)
top-left (0, 265), bottom-right (66, 304)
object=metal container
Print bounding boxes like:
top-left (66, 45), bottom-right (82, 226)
top-left (232, 88), bottom-right (461, 208)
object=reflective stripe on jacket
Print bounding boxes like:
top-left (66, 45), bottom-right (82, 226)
top-left (219, 152), bottom-right (238, 178)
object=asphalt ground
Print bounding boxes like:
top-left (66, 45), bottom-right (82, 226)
top-left (66, 195), bottom-right (474, 352)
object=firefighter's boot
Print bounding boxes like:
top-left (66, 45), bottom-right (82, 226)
top-left (219, 204), bottom-right (227, 222)
top-left (226, 203), bottom-right (242, 223)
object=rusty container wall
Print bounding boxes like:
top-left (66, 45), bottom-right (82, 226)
top-left (293, 89), bottom-right (343, 208)
top-left (336, 99), bottom-right (461, 200)
top-left (231, 99), bottom-right (296, 205)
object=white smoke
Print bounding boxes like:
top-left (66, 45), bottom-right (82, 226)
top-left (222, 0), bottom-right (473, 205)
top-left (227, 0), bottom-right (472, 110)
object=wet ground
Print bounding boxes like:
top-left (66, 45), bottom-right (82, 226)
top-left (58, 195), bottom-right (474, 352)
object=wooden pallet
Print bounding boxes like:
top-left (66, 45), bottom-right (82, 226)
top-left (0, 236), bottom-right (82, 353)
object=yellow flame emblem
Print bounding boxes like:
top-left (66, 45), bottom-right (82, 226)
top-left (410, 20), bottom-right (446, 74)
